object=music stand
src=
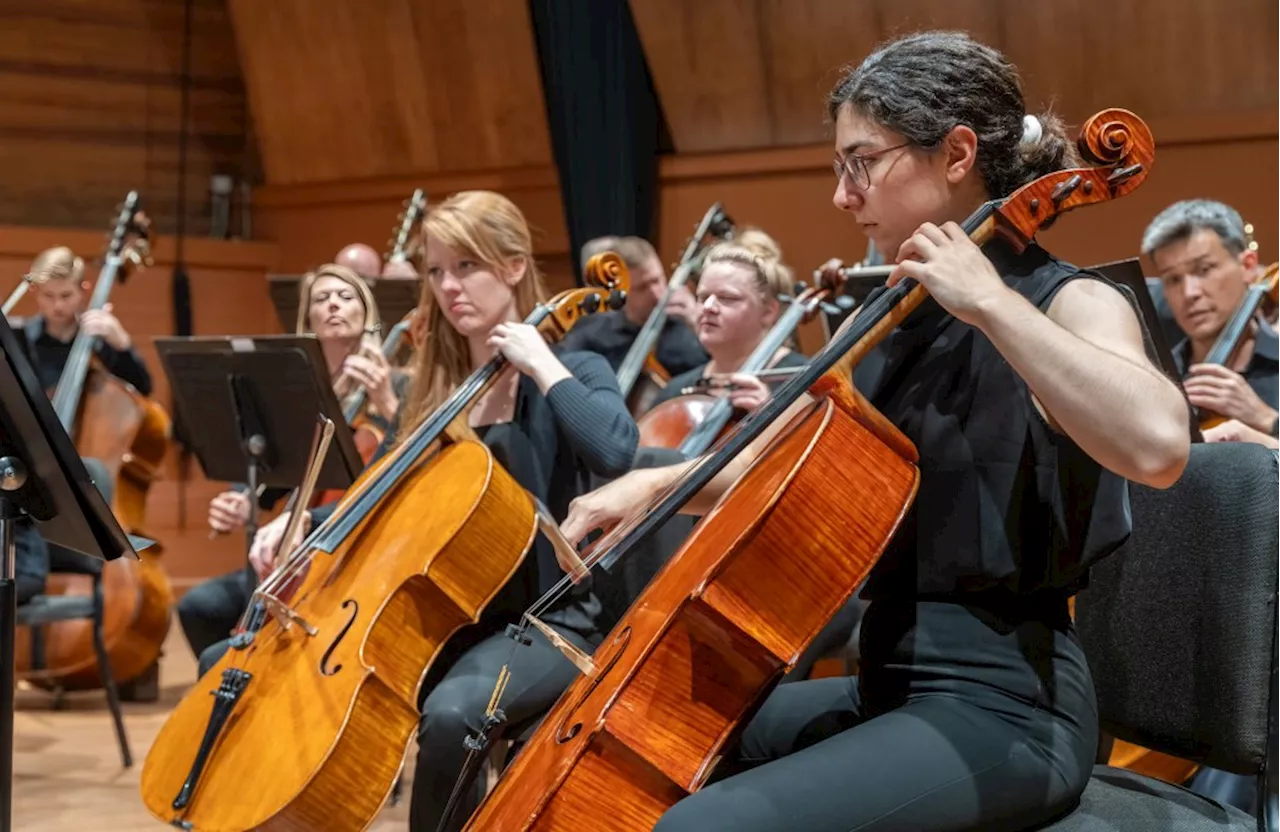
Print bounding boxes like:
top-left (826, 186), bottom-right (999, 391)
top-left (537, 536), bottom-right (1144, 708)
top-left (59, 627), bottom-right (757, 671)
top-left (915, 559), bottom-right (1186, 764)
top-left (267, 274), bottom-right (420, 335)
top-left (154, 335), bottom-right (364, 552)
top-left (0, 316), bottom-right (141, 832)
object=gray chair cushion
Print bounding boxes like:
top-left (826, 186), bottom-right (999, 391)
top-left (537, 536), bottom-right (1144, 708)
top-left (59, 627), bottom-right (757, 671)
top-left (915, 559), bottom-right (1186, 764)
top-left (16, 593), bottom-right (96, 624)
top-left (1040, 766), bottom-right (1255, 831)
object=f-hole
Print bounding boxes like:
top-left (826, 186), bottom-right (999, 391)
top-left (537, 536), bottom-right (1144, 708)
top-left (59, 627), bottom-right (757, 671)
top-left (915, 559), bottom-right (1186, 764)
top-left (319, 599), bottom-right (359, 676)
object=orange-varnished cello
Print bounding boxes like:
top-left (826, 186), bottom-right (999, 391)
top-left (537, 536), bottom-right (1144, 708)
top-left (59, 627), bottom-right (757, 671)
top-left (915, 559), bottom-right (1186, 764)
top-left (138, 253), bottom-right (629, 832)
top-left (16, 192), bottom-right (174, 693)
top-left (464, 109), bottom-right (1154, 832)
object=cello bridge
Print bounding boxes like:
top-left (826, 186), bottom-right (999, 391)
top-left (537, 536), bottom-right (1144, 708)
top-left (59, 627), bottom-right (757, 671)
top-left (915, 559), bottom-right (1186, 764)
top-left (258, 592), bottom-right (318, 636)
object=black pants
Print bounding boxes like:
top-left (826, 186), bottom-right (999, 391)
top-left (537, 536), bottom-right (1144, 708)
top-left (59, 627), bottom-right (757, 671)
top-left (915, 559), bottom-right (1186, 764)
top-left (410, 621), bottom-right (599, 832)
top-left (178, 566), bottom-right (256, 663)
top-left (655, 598), bottom-right (1098, 832)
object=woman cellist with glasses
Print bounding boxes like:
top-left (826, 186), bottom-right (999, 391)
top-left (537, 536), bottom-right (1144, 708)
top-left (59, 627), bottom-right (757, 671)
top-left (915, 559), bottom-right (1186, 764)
top-left (554, 32), bottom-right (1190, 832)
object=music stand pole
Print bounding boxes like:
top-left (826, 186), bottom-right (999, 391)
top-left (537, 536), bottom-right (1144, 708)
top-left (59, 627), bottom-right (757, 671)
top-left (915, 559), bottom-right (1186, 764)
top-left (229, 374), bottom-right (274, 558)
top-left (0, 459), bottom-right (22, 832)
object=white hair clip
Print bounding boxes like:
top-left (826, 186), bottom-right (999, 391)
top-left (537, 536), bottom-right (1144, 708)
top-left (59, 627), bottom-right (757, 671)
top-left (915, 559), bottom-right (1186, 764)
top-left (1020, 114), bottom-right (1043, 147)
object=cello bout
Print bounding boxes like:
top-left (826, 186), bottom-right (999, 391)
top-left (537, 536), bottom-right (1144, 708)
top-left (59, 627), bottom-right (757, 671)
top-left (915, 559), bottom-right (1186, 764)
top-left (465, 393), bottom-right (919, 831)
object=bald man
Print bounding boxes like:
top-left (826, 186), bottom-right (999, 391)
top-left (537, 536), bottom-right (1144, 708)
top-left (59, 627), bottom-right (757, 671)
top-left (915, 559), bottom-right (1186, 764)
top-left (335, 243), bottom-right (382, 280)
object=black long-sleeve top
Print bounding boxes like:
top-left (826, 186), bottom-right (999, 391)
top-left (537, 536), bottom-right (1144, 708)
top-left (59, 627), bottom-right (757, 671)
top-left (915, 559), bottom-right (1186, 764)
top-left (308, 348), bottom-right (639, 632)
top-left (18, 315), bottom-right (153, 396)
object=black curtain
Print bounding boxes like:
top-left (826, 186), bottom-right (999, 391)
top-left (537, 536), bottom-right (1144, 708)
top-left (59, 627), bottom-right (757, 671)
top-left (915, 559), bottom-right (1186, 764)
top-left (528, 0), bottom-right (667, 283)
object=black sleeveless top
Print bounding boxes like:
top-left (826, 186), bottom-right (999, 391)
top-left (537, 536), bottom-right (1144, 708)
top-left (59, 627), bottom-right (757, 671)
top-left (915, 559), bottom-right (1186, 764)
top-left (853, 241), bottom-right (1132, 602)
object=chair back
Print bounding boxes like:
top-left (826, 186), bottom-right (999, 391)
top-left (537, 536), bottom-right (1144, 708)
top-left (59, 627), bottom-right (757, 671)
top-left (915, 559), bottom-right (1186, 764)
top-left (1076, 443), bottom-right (1278, 775)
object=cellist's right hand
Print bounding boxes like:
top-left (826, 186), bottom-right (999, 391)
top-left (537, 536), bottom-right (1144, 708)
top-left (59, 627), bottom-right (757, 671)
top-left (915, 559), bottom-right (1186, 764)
top-left (561, 467), bottom-right (672, 547)
top-left (249, 511), bottom-right (311, 580)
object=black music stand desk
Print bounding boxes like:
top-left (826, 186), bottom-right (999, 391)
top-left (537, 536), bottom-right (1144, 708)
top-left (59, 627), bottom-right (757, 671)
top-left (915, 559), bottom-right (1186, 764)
top-left (154, 335), bottom-right (364, 548)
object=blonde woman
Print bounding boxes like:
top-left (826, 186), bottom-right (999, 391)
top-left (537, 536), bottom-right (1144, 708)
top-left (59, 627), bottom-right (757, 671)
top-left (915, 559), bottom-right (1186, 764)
top-left (179, 264), bottom-right (400, 663)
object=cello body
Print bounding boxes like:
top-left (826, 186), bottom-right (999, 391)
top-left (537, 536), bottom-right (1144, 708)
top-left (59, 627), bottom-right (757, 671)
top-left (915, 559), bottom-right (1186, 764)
top-left (140, 439), bottom-right (537, 832)
top-left (466, 378), bottom-right (918, 831)
top-left (636, 393), bottom-right (719, 449)
top-left (17, 346), bottom-right (174, 693)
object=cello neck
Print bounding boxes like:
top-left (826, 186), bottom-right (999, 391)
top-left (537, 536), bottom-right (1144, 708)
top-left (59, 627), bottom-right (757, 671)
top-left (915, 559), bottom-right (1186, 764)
top-left (340, 317), bottom-right (412, 425)
top-left (49, 252), bottom-right (124, 432)
top-left (677, 292), bottom-right (813, 457)
top-left (1203, 278), bottom-right (1272, 367)
top-left (616, 261), bottom-right (695, 396)
top-left (616, 203), bottom-right (734, 396)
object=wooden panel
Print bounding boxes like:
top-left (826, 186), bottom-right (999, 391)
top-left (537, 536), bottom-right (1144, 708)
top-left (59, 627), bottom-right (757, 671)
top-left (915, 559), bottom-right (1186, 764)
top-left (227, 0), bottom-right (554, 185)
top-left (1, 225), bottom-right (279, 593)
top-left (632, 0), bottom-right (1277, 153)
top-left (252, 165), bottom-right (578, 290)
top-left (652, 118), bottom-right (1278, 356)
top-left (0, 0), bottom-right (250, 233)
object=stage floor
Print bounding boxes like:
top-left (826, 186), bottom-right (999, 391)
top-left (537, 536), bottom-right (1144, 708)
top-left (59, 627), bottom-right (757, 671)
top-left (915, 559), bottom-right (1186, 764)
top-left (12, 627), bottom-right (412, 831)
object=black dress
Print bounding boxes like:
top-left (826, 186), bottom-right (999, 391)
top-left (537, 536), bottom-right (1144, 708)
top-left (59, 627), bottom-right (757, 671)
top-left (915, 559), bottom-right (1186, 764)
top-left (654, 242), bottom-right (1132, 832)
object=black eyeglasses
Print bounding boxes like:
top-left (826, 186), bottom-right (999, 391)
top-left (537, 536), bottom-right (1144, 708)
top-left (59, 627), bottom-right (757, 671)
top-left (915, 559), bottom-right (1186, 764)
top-left (832, 142), bottom-right (913, 189)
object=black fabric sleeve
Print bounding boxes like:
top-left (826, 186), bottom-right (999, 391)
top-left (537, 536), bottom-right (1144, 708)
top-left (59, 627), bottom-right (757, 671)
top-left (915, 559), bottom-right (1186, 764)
top-left (95, 341), bottom-right (153, 396)
top-left (546, 351), bottom-right (639, 476)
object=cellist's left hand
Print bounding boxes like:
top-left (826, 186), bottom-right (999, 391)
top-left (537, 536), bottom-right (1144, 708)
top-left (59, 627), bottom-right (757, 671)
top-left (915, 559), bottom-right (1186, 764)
top-left (1184, 363), bottom-right (1276, 434)
top-left (342, 346), bottom-right (398, 418)
top-left (79, 303), bottom-right (131, 350)
top-left (489, 322), bottom-right (571, 391)
top-left (889, 222), bottom-right (1009, 327)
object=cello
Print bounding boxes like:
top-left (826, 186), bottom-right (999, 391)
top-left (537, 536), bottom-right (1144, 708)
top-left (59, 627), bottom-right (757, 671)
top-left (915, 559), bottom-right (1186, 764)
top-left (636, 280), bottom-right (850, 456)
top-left (615, 203), bottom-right (735, 415)
top-left (1197, 261), bottom-right (1279, 430)
top-left (464, 109), bottom-right (1154, 832)
top-left (312, 308), bottom-right (420, 507)
top-left (380, 188), bottom-right (429, 281)
top-left (138, 253), bottom-right (629, 832)
top-left (17, 192), bottom-right (175, 693)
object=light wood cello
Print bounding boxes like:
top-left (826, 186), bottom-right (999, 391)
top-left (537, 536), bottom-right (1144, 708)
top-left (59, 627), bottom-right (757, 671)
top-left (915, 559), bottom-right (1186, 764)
top-left (138, 253), bottom-right (629, 832)
top-left (16, 192), bottom-right (175, 693)
top-left (464, 109), bottom-right (1154, 832)
top-left (615, 203), bottom-right (735, 415)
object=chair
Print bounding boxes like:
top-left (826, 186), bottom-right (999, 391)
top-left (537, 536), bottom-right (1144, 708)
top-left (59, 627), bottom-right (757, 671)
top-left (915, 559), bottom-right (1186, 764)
top-left (1039, 443), bottom-right (1278, 831)
top-left (16, 549), bottom-right (133, 768)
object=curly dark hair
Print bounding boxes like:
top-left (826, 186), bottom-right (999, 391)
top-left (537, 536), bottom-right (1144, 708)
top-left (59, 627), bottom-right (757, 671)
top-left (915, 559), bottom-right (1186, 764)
top-left (827, 31), bottom-right (1079, 199)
